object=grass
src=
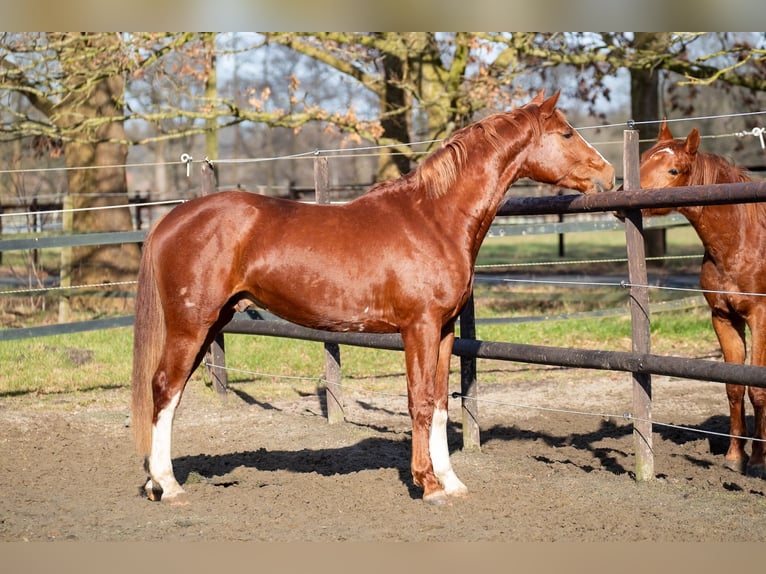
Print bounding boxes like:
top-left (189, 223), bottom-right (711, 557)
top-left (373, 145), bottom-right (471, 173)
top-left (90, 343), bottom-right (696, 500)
top-left (0, 302), bottom-right (720, 400)
top-left (0, 223), bottom-right (722, 399)
top-left (0, 328), bottom-right (134, 397)
top-left (476, 224), bottom-right (703, 271)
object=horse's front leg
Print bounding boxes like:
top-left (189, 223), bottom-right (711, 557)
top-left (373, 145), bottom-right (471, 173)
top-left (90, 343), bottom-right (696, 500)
top-left (402, 322), bottom-right (446, 504)
top-left (746, 385), bottom-right (766, 478)
top-left (711, 312), bottom-right (749, 473)
top-left (746, 314), bottom-right (766, 477)
top-left (429, 326), bottom-right (468, 498)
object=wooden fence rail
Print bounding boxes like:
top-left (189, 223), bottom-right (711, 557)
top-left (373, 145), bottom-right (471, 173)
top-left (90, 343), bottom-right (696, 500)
top-left (222, 311), bottom-right (766, 388)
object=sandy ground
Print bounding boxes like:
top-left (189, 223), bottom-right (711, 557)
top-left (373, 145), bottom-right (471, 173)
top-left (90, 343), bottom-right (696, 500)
top-left (2, 362), bottom-right (766, 543)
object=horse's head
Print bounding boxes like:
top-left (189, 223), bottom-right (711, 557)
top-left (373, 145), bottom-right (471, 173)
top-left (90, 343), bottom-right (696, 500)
top-left (637, 120), bottom-right (701, 216)
top-left (522, 90), bottom-right (615, 194)
top-left (641, 120), bottom-right (701, 189)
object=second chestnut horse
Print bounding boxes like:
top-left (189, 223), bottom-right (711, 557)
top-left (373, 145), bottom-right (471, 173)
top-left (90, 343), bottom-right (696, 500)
top-left (639, 120), bottom-right (766, 477)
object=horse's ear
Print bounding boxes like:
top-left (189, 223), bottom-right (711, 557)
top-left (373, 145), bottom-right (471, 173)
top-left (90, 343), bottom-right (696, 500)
top-left (658, 118), bottom-right (674, 142)
top-left (530, 89), bottom-right (546, 105)
top-left (685, 128), bottom-right (701, 154)
top-left (538, 90), bottom-right (561, 117)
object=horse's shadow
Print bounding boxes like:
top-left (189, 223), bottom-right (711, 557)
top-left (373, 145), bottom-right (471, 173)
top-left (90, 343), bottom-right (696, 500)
top-left (171, 395), bottom-right (760, 499)
top-left (481, 418), bottom-right (634, 476)
top-left (173, 434), bottom-right (422, 499)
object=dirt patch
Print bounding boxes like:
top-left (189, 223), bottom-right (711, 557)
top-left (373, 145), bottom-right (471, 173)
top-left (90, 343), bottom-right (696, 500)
top-left (2, 366), bottom-right (766, 542)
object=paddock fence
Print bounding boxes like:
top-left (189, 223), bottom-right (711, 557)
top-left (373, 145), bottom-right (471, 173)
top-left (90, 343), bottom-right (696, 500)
top-left (215, 131), bottom-right (766, 481)
top-left (2, 128), bottom-right (766, 481)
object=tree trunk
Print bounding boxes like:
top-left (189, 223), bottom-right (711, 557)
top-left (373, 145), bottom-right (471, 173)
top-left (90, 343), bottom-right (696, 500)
top-left (631, 33), bottom-right (670, 267)
top-left (204, 33), bottom-right (220, 190)
top-left (377, 50), bottom-right (410, 181)
top-left (62, 71), bottom-right (140, 311)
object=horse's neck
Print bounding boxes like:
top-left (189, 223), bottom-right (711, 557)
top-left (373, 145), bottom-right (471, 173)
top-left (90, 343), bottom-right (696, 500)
top-left (457, 157), bottom-right (525, 257)
top-left (680, 204), bottom-right (736, 255)
top-left (681, 159), bottom-right (754, 259)
top-left (455, 134), bottom-right (532, 248)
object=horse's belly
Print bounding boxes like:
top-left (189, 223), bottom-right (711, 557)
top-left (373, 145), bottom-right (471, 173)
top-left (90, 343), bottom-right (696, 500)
top-left (262, 300), bottom-right (400, 334)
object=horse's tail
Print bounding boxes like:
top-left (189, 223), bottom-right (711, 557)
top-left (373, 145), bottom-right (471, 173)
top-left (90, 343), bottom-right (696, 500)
top-left (131, 233), bottom-right (164, 458)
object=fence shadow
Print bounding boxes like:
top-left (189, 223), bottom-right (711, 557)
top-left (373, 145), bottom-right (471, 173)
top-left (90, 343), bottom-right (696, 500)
top-left (481, 419), bottom-right (634, 475)
top-left (167, 410), bottom-right (765, 501)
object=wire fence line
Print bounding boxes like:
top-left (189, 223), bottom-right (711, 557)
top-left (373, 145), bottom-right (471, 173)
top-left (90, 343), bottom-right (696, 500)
top-left (0, 103), bottom-right (763, 230)
top-left (199, 360), bottom-right (766, 447)
top-left (0, 106), bottom-right (763, 180)
top-left (0, 252), bottom-right (709, 298)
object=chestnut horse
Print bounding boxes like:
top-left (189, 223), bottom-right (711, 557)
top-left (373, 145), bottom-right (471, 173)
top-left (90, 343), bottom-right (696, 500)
top-left (131, 90), bottom-right (615, 505)
top-left (639, 120), bottom-right (766, 477)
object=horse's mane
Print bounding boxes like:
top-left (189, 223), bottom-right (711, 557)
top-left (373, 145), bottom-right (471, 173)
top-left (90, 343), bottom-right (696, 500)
top-left (689, 149), bottom-right (752, 187)
top-left (689, 149), bottom-right (761, 224)
top-left (413, 107), bottom-right (539, 198)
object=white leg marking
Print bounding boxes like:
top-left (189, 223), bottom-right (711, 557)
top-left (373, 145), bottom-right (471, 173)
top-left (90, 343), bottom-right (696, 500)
top-left (149, 392), bottom-right (185, 499)
top-left (429, 408), bottom-right (468, 496)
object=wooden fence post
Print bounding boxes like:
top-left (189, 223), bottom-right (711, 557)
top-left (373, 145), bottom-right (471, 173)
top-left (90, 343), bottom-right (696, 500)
top-left (459, 293), bottom-right (481, 450)
top-left (58, 194), bottom-right (73, 324)
top-left (623, 128), bottom-right (654, 481)
top-left (314, 155), bottom-right (345, 423)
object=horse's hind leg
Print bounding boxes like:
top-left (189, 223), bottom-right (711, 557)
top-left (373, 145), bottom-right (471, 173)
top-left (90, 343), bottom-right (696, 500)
top-left (430, 328), bottom-right (468, 498)
top-left (145, 388), bottom-right (184, 502)
top-left (145, 330), bottom-right (210, 503)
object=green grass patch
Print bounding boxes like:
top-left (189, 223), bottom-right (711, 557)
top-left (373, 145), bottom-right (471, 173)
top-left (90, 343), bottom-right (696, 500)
top-left (476, 225), bottom-right (703, 272)
top-left (0, 303), bottom-right (720, 399)
top-left (0, 327), bottom-right (133, 396)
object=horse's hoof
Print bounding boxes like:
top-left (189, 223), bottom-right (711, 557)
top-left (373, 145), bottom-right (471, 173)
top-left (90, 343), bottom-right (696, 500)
top-left (746, 464), bottom-right (766, 479)
top-left (423, 490), bottom-right (449, 506)
top-left (723, 457), bottom-right (748, 474)
top-left (441, 474), bottom-right (468, 498)
top-left (444, 484), bottom-right (468, 499)
top-left (161, 492), bottom-right (190, 506)
top-left (447, 488), bottom-right (468, 499)
top-left (142, 480), bottom-right (163, 502)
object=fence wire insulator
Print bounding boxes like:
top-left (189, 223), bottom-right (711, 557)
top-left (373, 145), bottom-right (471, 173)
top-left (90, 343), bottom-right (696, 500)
top-left (180, 153), bottom-right (193, 177)
top-left (739, 126), bottom-right (765, 149)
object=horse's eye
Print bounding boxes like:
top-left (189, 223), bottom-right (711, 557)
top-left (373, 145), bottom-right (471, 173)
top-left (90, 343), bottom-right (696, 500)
top-left (669, 168), bottom-right (679, 176)
top-left (562, 132), bottom-right (574, 139)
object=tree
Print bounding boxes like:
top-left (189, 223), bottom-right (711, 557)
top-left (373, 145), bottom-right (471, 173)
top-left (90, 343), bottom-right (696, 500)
top-left (1, 33), bottom-right (141, 312)
top-left (261, 32), bottom-right (766, 179)
top-left (630, 33), bottom-right (672, 265)
top-left (261, 32), bottom-right (514, 179)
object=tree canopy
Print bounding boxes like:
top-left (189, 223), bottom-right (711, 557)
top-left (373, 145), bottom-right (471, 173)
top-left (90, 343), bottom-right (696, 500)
top-left (3, 33), bottom-right (764, 160)
top-left (0, 32), bottom-right (764, 312)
